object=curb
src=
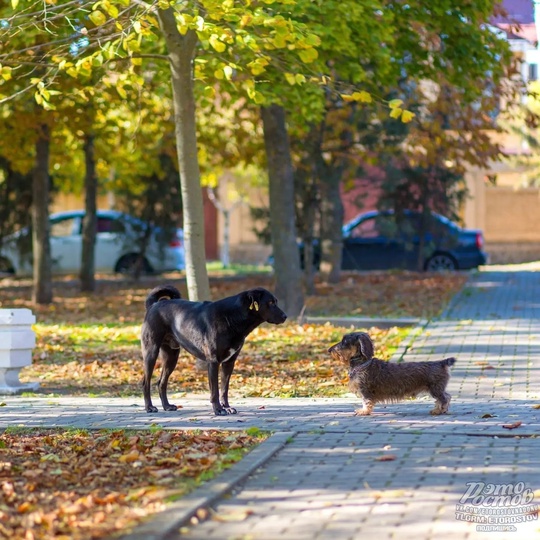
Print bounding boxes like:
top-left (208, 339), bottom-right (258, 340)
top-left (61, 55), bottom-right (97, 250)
top-left (115, 431), bottom-right (295, 540)
top-left (304, 316), bottom-right (419, 329)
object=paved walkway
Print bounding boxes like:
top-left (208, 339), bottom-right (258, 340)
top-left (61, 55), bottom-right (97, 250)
top-left (2, 267), bottom-right (540, 539)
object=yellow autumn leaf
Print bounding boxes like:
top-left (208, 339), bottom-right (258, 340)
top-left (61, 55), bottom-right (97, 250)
top-left (209, 35), bottom-right (226, 53)
top-left (1, 66), bottom-right (12, 81)
top-left (119, 450), bottom-right (140, 463)
top-left (285, 73), bottom-right (296, 85)
top-left (389, 107), bottom-right (402, 119)
top-left (89, 10), bottom-right (106, 27)
top-left (388, 98), bottom-right (403, 109)
top-left (401, 110), bottom-right (415, 123)
top-left (353, 91), bottom-right (372, 103)
top-left (103, 2), bottom-right (119, 18)
top-left (203, 86), bottom-right (215, 99)
top-left (298, 48), bottom-right (318, 63)
top-left (295, 73), bottom-right (306, 84)
top-left (249, 63), bottom-right (266, 76)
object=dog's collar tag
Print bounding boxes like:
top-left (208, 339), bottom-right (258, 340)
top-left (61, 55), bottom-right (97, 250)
top-left (250, 301), bottom-right (259, 311)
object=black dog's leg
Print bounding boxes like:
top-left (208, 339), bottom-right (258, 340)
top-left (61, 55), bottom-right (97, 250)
top-left (220, 358), bottom-right (238, 414)
top-left (208, 362), bottom-right (227, 415)
top-left (141, 341), bottom-right (161, 413)
top-left (157, 344), bottom-right (180, 412)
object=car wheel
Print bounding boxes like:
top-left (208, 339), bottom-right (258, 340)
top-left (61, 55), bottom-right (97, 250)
top-left (0, 256), bottom-right (15, 276)
top-left (115, 254), bottom-right (153, 275)
top-left (424, 253), bottom-right (457, 271)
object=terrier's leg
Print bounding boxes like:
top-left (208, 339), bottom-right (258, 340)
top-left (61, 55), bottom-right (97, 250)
top-left (354, 398), bottom-right (374, 416)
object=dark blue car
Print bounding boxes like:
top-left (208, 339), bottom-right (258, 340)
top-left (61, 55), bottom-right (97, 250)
top-left (305, 210), bottom-right (488, 271)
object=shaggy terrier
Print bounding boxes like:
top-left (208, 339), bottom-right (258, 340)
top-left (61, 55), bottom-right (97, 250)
top-left (329, 332), bottom-right (456, 416)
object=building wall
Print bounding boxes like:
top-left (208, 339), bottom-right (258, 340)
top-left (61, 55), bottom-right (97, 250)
top-left (483, 185), bottom-right (540, 263)
top-left (216, 183), bottom-right (271, 265)
top-left (463, 169), bottom-right (540, 264)
top-left (485, 186), bottom-right (540, 242)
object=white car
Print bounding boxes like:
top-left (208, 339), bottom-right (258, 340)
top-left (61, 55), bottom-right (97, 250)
top-left (0, 210), bottom-right (185, 276)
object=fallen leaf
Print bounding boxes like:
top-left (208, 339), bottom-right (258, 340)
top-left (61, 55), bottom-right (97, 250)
top-left (502, 421), bottom-right (522, 430)
top-left (371, 489), bottom-right (406, 499)
top-left (532, 404), bottom-right (540, 409)
top-left (475, 362), bottom-right (495, 370)
top-left (119, 450), bottom-right (140, 463)
top-left (481, 413), bottom-right (496, 418)
top-left (196, 507), bottom-right (209, 520)
top-left (374, 454), bottom-right (397, 461)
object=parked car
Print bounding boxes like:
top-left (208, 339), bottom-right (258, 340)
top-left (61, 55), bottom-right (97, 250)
top-left (302, 210), bottom-right (487, 271)
top-left (0, 210), bottom-right (185, 276)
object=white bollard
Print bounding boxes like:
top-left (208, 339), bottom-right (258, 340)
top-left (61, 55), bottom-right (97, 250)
top-left (0, 309), bottom-right (40, 394)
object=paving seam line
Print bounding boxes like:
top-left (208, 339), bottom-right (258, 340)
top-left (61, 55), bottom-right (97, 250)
top-left (391, 318), bottom-right (429, 363)
top-left (115, 430), bottom-right (296, 540)
top-left (438, 271), bottom-right (476, 319)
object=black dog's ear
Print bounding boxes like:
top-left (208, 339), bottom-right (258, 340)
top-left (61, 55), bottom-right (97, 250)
top-left (356, 333), bottom-right (374, 360)
top-left (241, 289), bottom-right (261, 312)
top-left (244, 288), bottom-right (270, 312)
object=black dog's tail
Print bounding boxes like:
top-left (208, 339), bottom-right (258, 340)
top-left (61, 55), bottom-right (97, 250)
top-left (441, 357), bottom-right (457, 368)
top-left (145, 285), bottom-right (181, 311)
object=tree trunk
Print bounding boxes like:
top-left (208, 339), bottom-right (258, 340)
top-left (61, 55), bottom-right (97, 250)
top-left (157, 8), bottom-right (210, 301)
top-left (80, 133), bottom-right (97, 292)
top-left (32, 123), bottom-right (52, 305)
top-left (319, 170), bottom-right (344, 283)
top-left (261, 104), bottom-right (304, 318)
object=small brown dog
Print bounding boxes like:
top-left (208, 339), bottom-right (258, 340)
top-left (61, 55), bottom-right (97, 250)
top-left (328, 332), bottom-right (456, 416)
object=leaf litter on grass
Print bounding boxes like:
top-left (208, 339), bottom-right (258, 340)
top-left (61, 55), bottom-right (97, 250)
top-left (0, 271), bottom-right (467, 324)
top-left (0, 428), bottom-right (265, 540)
top-left (4, 271), bottom-right (466, 398)
top-left (21, 323), bottom-right (407, 398)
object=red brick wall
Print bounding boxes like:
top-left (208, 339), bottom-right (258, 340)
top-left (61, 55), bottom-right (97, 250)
top-left (341, 167), bottom-right (384, 222)
top-left (203, 189), bottom-right (219, 260)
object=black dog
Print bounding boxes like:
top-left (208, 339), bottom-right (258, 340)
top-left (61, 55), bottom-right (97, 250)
top-left (141, 284), bottom-right (287, 415)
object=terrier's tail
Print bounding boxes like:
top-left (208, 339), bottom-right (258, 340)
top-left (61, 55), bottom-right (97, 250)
top-left (441, 357), bottom-right (457, 368)
top-left (145, 284), bottom-right (181, 311)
